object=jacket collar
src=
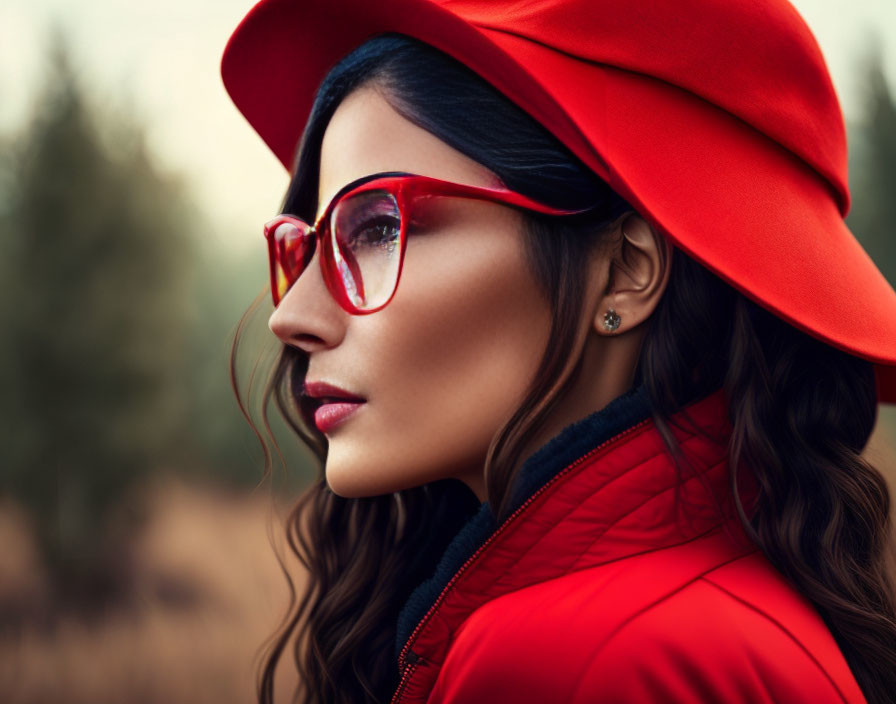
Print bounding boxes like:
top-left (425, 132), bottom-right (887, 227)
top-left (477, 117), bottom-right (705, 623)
top-left (394, 384), bottom-right (757, 665)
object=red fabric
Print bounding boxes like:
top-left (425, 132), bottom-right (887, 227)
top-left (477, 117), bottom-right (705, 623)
top-left (391, 389), bottom-right (866, 703)
top-left (220, 0), bottom-right (896, 403)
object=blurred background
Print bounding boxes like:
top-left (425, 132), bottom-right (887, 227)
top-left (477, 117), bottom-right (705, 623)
top-left (0, 1), bottom-right (895, 702)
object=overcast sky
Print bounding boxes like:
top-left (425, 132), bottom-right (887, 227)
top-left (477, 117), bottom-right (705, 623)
top-left (1, 0), bottom-right (894, 255)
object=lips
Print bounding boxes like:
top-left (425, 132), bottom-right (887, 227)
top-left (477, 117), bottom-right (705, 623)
top-left (303, 380), bottom-right (366, 433)
top-left (303, 380), bottom-right (365, 402)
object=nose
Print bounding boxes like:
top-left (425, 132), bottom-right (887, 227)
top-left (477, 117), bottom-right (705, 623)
top-left (268, 245), bottom-right (347, 353)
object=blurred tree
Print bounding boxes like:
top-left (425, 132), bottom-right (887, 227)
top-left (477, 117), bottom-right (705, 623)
top-left (181, 233), bottom-right (314, 495)
top-left (846, 36), bottom-right (896, 287)
top-left (186, 253), bottom-right (312, 494)
top-left (0, 30), bottom-right (197, 614)
top-left (844, 36), bottom-right (896, 494)
top-left (0, 26), bottom-right (315, 619)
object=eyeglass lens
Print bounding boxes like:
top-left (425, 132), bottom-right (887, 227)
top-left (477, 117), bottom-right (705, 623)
top-left (274, 189), bottom-right (403, 311)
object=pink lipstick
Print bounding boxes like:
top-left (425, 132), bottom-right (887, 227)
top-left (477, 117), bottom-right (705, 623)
top-left (304, 380), bottom-right (366, 434)
top-left (313, 402), bottom-right (364, 433)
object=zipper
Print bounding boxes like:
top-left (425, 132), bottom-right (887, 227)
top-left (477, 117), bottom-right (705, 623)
top-left (390, 416), bottom-right (652, 703)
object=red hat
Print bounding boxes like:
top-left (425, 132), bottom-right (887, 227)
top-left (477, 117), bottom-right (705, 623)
top-left (221, 0), bottom-right (896, 403)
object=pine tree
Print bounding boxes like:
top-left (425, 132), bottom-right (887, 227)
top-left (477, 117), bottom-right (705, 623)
top-left (846, 37), bottom-right (896, 286)
top-left (0, 32), bottom-right (196, 613)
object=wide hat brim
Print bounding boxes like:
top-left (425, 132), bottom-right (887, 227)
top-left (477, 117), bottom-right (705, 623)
top-left (221, 0), bottom-right (896, 403)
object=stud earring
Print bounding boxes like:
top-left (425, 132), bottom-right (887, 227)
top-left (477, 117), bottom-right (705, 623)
top-left (603, 236), bottom-right (625, 333)
top-left (603, 308), bottom-right (621, 332)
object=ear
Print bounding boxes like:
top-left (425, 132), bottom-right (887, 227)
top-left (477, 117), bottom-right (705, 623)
top-left (591, 213), bottom-right (672, 336)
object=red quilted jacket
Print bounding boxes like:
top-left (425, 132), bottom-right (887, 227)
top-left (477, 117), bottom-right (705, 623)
top-left (390, 385), bottom-right (866, 703)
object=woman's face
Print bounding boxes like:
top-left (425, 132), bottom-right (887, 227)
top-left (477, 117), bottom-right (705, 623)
top-left (268, 83), bottom-right (555, 502)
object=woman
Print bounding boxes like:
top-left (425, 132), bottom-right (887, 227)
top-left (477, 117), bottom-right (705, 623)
top-left (220, 1), bottom-right (896, 702)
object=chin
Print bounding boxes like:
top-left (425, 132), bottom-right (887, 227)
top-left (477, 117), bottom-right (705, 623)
top-left (323, 449), bottom-right (438, 499)
top-left (324, 464), bottom-right (402, 499)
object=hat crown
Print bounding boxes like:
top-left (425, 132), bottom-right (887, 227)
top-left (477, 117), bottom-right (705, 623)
top-left (436, 0), bottom-right (848, 214)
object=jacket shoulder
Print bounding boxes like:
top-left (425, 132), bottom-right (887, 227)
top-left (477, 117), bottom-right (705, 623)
top-left (430, 552), bottom-right (864, 703)
top-left (571, 554), bottom-right (862, 703)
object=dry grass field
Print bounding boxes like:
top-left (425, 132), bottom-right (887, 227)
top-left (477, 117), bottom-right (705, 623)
top-left (0, 478), bottom-right (301, 704)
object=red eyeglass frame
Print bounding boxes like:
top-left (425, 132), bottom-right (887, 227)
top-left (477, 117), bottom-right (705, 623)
top-left (263, 171), bottom-right (595, 314)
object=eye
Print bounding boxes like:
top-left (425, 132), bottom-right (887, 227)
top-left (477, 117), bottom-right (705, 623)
top-left (332, 189), bottom-right (403, 259)
top-left (348, 215), bottom-right (401, 254)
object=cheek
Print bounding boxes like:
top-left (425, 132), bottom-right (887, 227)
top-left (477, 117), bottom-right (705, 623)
top-left (324, 217), bottom-right (553, 497)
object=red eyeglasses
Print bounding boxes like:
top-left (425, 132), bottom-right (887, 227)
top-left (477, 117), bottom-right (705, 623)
top-left (263, 171), bottom-right (594, 314)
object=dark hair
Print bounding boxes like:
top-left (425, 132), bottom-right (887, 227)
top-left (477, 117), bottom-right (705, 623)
top-left (232, 33), bottom-right (896, 704)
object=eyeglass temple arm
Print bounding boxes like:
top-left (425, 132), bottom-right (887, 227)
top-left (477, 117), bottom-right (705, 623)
top-left (403, 175), bottom-right (597, 216)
